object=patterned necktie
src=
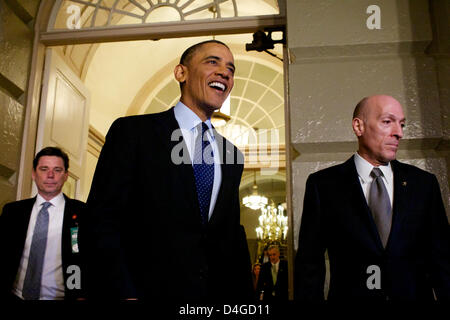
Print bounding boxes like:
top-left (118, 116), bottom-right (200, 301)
top-left (193, 122), bottom-right (215, 225)
top-left (368, 168), bottom-right (392, 248)
top-left (22, 201), bottom-right (51, 300)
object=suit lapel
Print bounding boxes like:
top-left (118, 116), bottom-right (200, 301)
top-left (17, 198), bottom-right (36, 251)
top-left (61, 195), bottom-right (77, 258)
top-left (157, 108), bottom-right (201, 221)
top-left (388, 160), bottom-right (409, 248)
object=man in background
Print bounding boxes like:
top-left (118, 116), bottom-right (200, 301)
top-left (0, 147), bottom-right (84, 300)
top-left (257, 245), bottom-right (288, 301)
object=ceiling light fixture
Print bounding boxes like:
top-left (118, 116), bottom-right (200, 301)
top-left (242, 171), bottom-right (268, 210)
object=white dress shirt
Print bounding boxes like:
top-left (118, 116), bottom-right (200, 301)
top-left (13, 193), bottom-right (66, 300)
top-left (354, 153), bottom-right (394, 211)
top-left (174, 101), bottom-right (222, 220)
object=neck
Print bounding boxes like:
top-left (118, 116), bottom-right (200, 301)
top-left (39, 192), bottom-right (60, 202)
top-left (180, 98), bottom-right (213, 122)
top-left (356, 150), bottom-right (389, 167)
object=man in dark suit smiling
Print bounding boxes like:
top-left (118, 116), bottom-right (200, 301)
top-left (0, 147), bottom-right (84, 300)
top-left (82, 40), bottom-right (253, 301)
top-left (294, 95), bottom-right (450, 301)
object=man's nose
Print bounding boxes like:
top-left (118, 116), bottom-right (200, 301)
top-left (393, 122), bottom-right (403, 139)
top-left (216, 65), bottom-right (231, 79)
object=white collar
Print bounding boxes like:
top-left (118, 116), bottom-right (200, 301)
top-left (174, 101), bottom-right (213, 132)
top-left (354, 152), bottom-right (393, 184)
top-left (36, 192), bottom-right (65, 208)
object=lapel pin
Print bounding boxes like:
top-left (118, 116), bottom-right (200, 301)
top-left (402, 181), bottom-right (407, 186)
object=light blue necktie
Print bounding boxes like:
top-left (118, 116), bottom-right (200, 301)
top-left (22, 201), bottom-right (51, 300)
top-left (193, 122), bottom-right (215, 225)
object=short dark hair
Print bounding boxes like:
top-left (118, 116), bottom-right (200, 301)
top-left (179, 39), bottom-right (230, 66)
top-left (33, 146), bottom-right (69, 171)
top-left (178, 40), bottom-right (231, 90)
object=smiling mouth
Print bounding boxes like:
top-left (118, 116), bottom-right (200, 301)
top-left (208, 81), bottom-right (226, 92)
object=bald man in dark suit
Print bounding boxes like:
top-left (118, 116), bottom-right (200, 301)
top-left (295, 95), bottom-right (450, 301)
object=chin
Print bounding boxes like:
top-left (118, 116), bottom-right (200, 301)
top-left (381, 154), bottom-right (397, 164)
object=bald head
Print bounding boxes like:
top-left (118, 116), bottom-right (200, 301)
top-left (353, 95), bottom-right (402, 121)
top-left (352, 95), bottom-right (406, 166)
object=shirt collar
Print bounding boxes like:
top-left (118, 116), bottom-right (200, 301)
top-left (36, 192), bottom-right (65, 208)
top-left (354, 152), bottom-right (393, 184)
top-left (174, 101), bottom-right (213, 132)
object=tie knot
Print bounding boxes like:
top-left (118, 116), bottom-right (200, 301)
top-left (201, 122), bottom-right (209, 133)
top-left (196, 122), bottom-right (210, 135)
top-left (41, 202), bottom-right (52, 210)
top-left (371, 167), bottom-right (383, 178)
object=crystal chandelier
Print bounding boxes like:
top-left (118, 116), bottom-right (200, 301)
top-left (242, 171), bottom-right (268, 210)
top-left (255, 203), bottom-right (288, 242)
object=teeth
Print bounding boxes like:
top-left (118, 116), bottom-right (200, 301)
top-left (209, 82), bottom-right (225, 91)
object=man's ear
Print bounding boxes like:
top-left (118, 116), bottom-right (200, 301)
top-left (352, 118), bottom-right (364, 137)
top-left (31, 169), bottom-right (36, 181)
top-left (174, 64), bottom-right (187, 84)
top-left (63, 171), bottom-right (69, 183)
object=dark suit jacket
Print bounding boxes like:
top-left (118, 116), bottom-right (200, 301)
top-left (257, 259), bottom-right (288, 301)
top-left (81, 107), bottom-right (253, 301)
top-left (294, 156), bottom-right (450, 301)
top-left (0, 194), bottom-right (85, 300)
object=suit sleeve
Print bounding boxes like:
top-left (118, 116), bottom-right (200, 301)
top-left (237, 224), bottom-right (255, 300)
top-left (256, 263), bottom-right (268, 298)
top-left (429, 175), bottom-right (450, 300)
top-left (294, 174), bottom-right (326, 301)
top-left (0, 204), bottom-right (10, 297)
top-left (231, 156), bottom-right (254, 300)
top-left (80, 118), bottom-right (138, 299)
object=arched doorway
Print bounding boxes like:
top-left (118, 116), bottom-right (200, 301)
top-left (18, 0), bottom-right (294, 298)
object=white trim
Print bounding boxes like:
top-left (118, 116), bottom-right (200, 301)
top-left (41, 15), bottom-right (286, 45)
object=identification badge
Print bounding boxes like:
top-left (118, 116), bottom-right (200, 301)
top-left (70, 227), bottom-right (79, 253)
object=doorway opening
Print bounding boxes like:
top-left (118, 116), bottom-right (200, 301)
top-left (21, 0), bottom-right (291, 295)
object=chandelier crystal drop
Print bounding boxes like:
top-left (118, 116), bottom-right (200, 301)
top-left (255, 203), bottom-right (288, 242)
